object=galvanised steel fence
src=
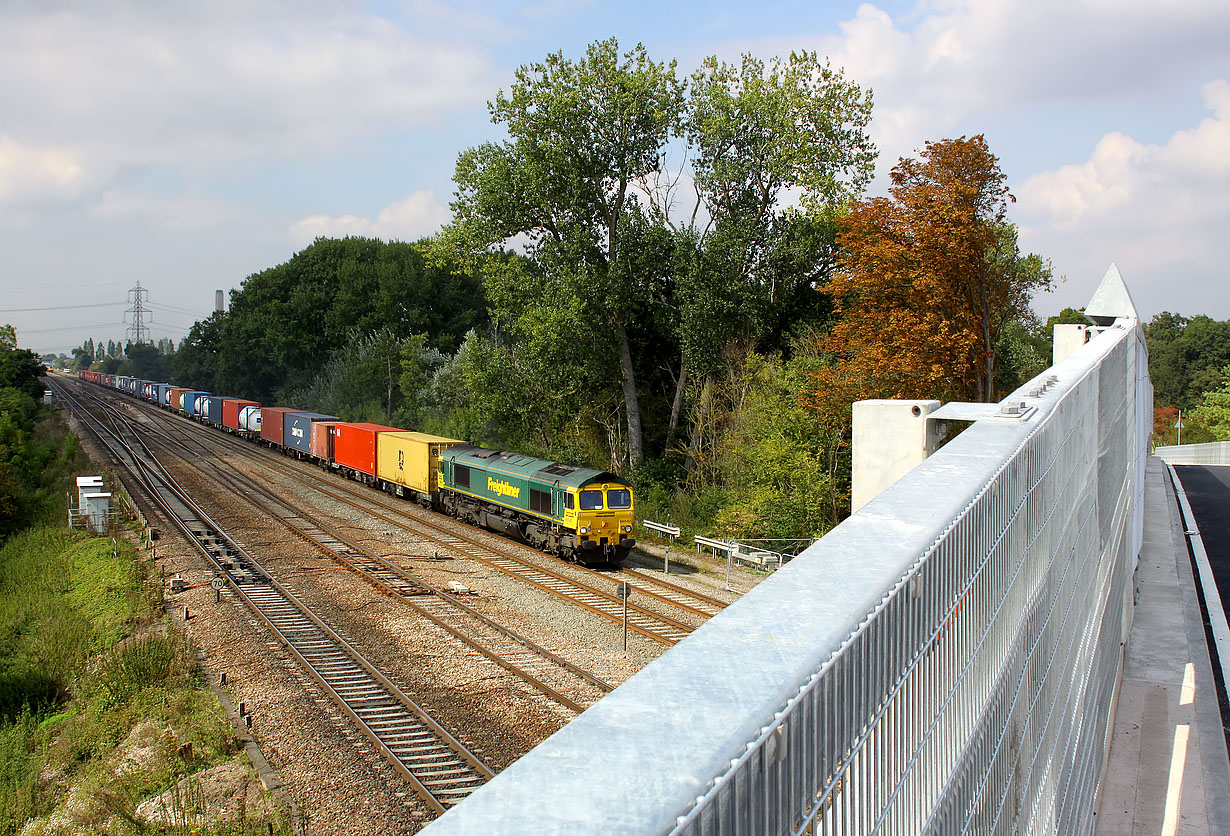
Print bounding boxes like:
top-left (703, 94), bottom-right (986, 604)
top-left (423, 317), bottom-right (1151, 835)
top-left (1155, 440), bottom-right (1230, 466)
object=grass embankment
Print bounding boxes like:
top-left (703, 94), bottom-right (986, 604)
top-left (0, 434), bottom-right (295, 833)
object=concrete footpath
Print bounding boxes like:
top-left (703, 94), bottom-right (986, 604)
top-left (1096, 457), bottom-right (1230, 835)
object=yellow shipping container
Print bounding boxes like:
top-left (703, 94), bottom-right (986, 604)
top-left (376, 431), bottom-right (460, 498)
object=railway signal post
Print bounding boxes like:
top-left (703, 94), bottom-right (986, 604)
top-left (616, 582), bottom-right (632, 652)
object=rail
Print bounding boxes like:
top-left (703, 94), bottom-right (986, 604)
top-left (421, 277), bottom-right (1151, 833)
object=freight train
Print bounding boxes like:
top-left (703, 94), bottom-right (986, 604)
top-left (75, 370), bottom-right (636, 565)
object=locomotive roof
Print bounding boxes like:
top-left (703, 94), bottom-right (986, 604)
top-left (443, 444), bottom-right (628, 489)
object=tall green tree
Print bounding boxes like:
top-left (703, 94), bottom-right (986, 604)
top-left (1145, 313), bottom-right (1230, 410)
top-left (174, 238), bottom-right (485, 401)
top-left (0, 329), bottom-right (51, 538)
top-left (1191, 367), bottom-right (1230, 440)
top-left (118, 341), bottom-right (170, 381)
top-left (663, 51), bottom-right (874, 452)
top-left (451, 38), bottom-right (686, 465)
top-left (0, 333), bottom-right (44, 401)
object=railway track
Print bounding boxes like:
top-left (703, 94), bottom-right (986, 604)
top-left (229, 456), bottom-right (704, 644)
top-left (179, 452), bottom-right (614, 713)
top-left (68, 380), bottom-right (614, 713)
top-left (51, 379), bottom-right (496, 814)
top-left (84, 382), bottom-right (731, 644)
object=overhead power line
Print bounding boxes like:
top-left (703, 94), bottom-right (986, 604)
top-left (16, 322), bottom-right (124, 335)
top-left (0, 302), bottom-right (126, 313)
top-left (148, 301), bottom-right (203, 316)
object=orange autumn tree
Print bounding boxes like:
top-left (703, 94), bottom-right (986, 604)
top-left (805, 135), bottom-right (1052, 413)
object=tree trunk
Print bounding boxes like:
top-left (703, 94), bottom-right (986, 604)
top-left (665, 354), bottom-right (689, 454)
top-left (979, 282), bottom-right (994, 402)
top-left (684, 374), bottom-right (713, 474)
top-left (615, 320), bottom-right (644, 465)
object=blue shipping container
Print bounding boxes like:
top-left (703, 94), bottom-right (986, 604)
top-left (183, 391), bottom-right (210, 415)
top-left (284, 412), bottom-right (340, 453)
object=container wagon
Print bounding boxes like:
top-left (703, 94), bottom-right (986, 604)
top-left (331, 423), bottom-right (401, 484)
top-left (375, 431), bottom-right (459, 505)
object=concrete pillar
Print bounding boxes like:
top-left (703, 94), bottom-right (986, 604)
top-left (852, 399), bottom-right (943, 512)
top-left (1053, 324), bottom-right (1091, 365)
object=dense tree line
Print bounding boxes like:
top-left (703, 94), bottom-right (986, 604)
top-left (0, 326), bottom-right (82, 539)
top-left (175, 237), bottom-right (485, 404)
top-left (1145, 313), bottom-right (1230, 411)
top-left (1144, 313), bottom-right (1230, 444)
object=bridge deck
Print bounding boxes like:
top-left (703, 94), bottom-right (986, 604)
top-left (1097, 457), bottom-right (1230, 835)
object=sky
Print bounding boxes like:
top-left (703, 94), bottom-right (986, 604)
top-left (2, 0), bottom-right (1227, 356)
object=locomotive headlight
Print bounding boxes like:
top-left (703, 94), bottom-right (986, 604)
top-left (622, 525), bottom-right (632, 533)
top-left (579, 526), bottom-right (590, 534)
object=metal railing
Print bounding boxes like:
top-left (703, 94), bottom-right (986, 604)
top-left (1155, 440), bottom-right (1230, 465)
top-left (422, 316), bottom-right (1151, 835)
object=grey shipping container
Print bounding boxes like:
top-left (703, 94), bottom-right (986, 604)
top-left (285, 412), bottom-right (340, 453)
top-left (204, 396), bottom-right (234, 426)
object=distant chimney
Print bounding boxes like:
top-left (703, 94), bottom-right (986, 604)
top-left (215, 290), bottom-right (224, 312)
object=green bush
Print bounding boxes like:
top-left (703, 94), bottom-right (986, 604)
top-left (0, 708), bottom-right (39, 834)
top-left (97, 634), bottom-right (177, 706)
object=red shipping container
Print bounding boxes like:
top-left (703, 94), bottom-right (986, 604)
top-left (261, 406), bottom-right (295, 447)
top-left (311, 421), bottom-right (339, 462)
top-left (331, 423), bottom-right (402, 477)
top-left (168, 387), bottom-right (188, 410)
top-left (222, 399), bottom-right (259, 431)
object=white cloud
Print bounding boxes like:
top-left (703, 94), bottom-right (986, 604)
top-left (0, 137), bottom-right (92, 204)
top-left (702, 1), bottom-right (1230, 317)
top-left (715, 0), bottom-right (1230, 176)
top-left (1016, 79), bottom-right (1230, 318)
top-left (290, 189), bottom-right (451, 246)
top-left (89, 189), bottom-right (257, 232)
top-left (0, 3), bottom-right (495, 207)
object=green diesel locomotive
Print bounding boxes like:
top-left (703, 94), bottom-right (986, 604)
top-left (438, 444), bottom-right (636, 565)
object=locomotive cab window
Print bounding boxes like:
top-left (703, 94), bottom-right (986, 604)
top-left (606, 488), bottom-right (631, 509)
top-left (454, 464), bottom-right (471, 489)
top-left (579, 489), bottom-right (603, 510)
top-left (564, 493), bottom-right (574, 510)
top-left (530, 488), bottom-right (551, 514)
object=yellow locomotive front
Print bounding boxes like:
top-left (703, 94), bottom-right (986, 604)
top-left (567, 481), bottom-right (635, 560)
